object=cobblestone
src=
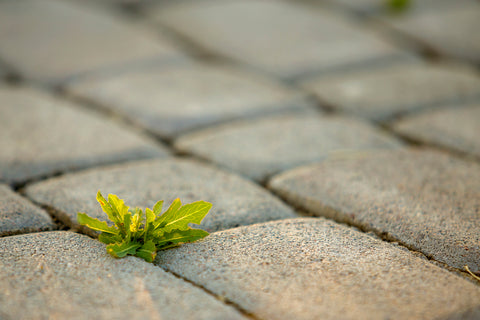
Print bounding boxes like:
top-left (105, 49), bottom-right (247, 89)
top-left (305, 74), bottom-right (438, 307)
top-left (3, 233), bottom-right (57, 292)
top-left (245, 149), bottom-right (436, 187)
top-left (0, 231), bottom-right (246, 320)
top-left (302, 62), bottom-right (480, 122)
top-left (156, 218), bottom-right (480, 320)
top-left (151, 0), bottom-right (404, 80)
top-left (175, 114), bottom-right (403, 181)
top-left (25, 158), bottom-right (297, 233)
top-left (269, 149), bottom-right (480, 273)
top-left (0, 87), bottom-right (168, 186)
top-left (66, 62), bottom-right (315, 139)
top-left (0, 184), bottom-right (54, 237)
top-left (0, 0), bottom-right (182, 83)
top-left (392, 104), bottom-right (480, 159)
top-left (380, 2), bottom-right (480, 64)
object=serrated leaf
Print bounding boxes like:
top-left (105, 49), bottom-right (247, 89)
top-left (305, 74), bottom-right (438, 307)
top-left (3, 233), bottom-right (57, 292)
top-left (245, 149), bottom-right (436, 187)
top-left (156, 228), bottom-right (209, 248)
top-left (98, 232), bottom-right (121, 244)
top-left (162, 201), bottom-right (212, 232)
top-left (135, 240), bottom-right (157, 262)
top-left (153, 198), bottom-right (182, 230)
top-left (145, 208), bottom-right (155, 224)
top-left (77, 212), bottom-right (118, 234)
top-left (153, 200), bottom-right (164, 216)
top-left (96, 191), bottom-right (119, 224)
top-left (108, 194), bottom-right (129, 220)
top-left (130, 208), bottom-right (144, 233)
top-left (106, 241), bottom-right (141, 258)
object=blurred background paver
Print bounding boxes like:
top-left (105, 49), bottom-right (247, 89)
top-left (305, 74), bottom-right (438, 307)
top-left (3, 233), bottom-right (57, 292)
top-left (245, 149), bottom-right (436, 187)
top-left (269, 149), bottom-right (480, 273)
top-left (175, 114), bottom-right (403, 182)
top-left (156, 218), bottom-right (480, 320)
top-left (25, 158), bottom-right (297, 233)
top-left (0, 231), bottom-right (246, 320)
top-left (379, 2), bottom-right (480, 64)
top-left (0, 87), bottom-right (168, 186)
top-left (302, 62), bottom-right (480, 122)
top-left (0, 0), bottom-right (183, 84)
top-left (66, 62), bottom-right (316, 140)
top-left (392, 104), bottom-right (480, 159)
top-left (0, 184), bottom-right (54, 237)
top-left (151, 0), bottom-right (405, 80)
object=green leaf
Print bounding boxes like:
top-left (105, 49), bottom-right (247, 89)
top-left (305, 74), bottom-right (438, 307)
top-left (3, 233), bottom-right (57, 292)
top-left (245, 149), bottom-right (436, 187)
top-left (156, 228), bottom-right (209, 249)
top-left (153, 198), bottom-right (182, 230)
top-left (153, 200), bottom-right (164, 216)
top-left (77, 213), bottom-right (118, 234)
top-left (108, 194), bottom-right (129, 220)
top-left (162, 201), bottom-right (212, 232)
top-left (135, 240), bottom-right (157, 262)
top-left (145, 208), bottom-right (155, 224)
top-left (106, 241), bottom-right (141, 258)
top-left (123, 211), bottom-right (132, 241)
top-left (98, 232), bottom-right (121, 244)
top-left (96, 191), bottom-right (119, 224)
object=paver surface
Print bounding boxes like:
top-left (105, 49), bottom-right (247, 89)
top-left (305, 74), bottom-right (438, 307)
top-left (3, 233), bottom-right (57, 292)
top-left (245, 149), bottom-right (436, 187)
top-left (66, 62), bottom-right (315, 139)
top-left (1, 0), bottom-right (479, 318)
top-left (156, 218), bottom-right (480, 320)
top-left (0, 231), bottom-right (246, 320)
top-left (269, 149), bottom-right (480, 273)
top-left (25, 158), bottom-right (297, 233)
top-left (152, 0), bottom-right (404, 80)
top-left (0, 87), bottom-right (168, 186)
top-left (175, 114), bottom-right (403, 181)
top-left (0, 0), bottom-right (181, 83)
top-left (302, 62), bottom-right (480, 121)
top-left (0, 184), bottom-right (54, 237)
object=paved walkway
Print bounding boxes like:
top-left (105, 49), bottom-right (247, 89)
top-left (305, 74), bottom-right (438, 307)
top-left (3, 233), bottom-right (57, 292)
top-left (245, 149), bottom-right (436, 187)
top-left (1, 0), bottom-right (479, 319)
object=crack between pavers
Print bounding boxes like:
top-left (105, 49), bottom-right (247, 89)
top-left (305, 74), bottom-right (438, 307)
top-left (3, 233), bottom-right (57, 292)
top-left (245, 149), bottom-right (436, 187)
top-left (265, 186), bottom-right (480, 286)
top-left (155, 266), bottom-right (263, 320)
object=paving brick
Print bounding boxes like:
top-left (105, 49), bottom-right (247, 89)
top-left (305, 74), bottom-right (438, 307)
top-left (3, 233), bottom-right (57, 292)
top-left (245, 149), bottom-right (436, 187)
top-left (0, 0), bottom-right (182, 83)
top-left (0, 231), bottom-right (245, 320)
top-left (151, 0), bottom-right (404, 80)
top-left (301, 62), bottom-right (480, 122)
top-left (175, 114), bottom-right (403, 182)
top-left (66, 62), bottom-right (316, 140)
top-left (25, 158), bottom-right (297, 233)
top-left (0, 184), bottom-right (54, 237)
top-left (0, 87), bottom-right (168, 186)
top-left (380, 2), bottom-right (480, 64)
top-left (269, 149), bottom-right (480, 273)
top-left (156, 218), bottom-right (480, 320)
top-left (392, 104), bottom-right (480, 159)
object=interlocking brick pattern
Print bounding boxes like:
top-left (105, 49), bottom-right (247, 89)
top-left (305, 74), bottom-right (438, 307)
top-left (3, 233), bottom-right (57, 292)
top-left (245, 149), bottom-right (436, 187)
top-left (1, 0), bottom-right (479, 318)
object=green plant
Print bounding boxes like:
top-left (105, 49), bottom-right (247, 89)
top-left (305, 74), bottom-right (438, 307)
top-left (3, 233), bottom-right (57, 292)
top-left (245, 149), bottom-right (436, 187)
top-left (387, 0), bottom-right (411, 12)
top-left (77, 191), bottom-right (211, 262)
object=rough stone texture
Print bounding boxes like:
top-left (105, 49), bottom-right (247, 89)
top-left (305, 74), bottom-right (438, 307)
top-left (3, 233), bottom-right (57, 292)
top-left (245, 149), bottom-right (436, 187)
top-left (25, 158), bottom-right (297, 233)
top-left (380, 2), bottom-right (480, 64)
top-left (175, 114), bottom-right (403, 182)
top-left (0, 231), bottom-right (246, 320)
top-left (0, 0), bottom-right (181, 83)
top-left (302, 62), bottom-right (480, 122)
top-left (268, 149), bottom-right (480, 273)
top-left (66, 62), bottom-right (316, 139)
top-left (0, 87), bottom-right (168, 186)
top-left (392, 104), bottom-right (480, 159)
top-left (156, 218), bottom-right (480, 320)
top-left (0, 184), bottom-right (54, 236)
top-left (151, 0), bottom-right (404, 80)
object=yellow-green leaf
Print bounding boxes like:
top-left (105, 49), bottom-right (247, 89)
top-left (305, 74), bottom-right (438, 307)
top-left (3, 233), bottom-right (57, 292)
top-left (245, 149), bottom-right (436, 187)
top-left (162, 201), bottom-right (212, 232)
top-left (77, 212), bottom-right (118, 234)
top-left (106, 241), bottom-right (141, 258)
top-left (135, 240), bottom-right (157, 262)
top-left (156, 228), bottom-right (209, 248)
top-left (153, 198), bottom-right (182, 230)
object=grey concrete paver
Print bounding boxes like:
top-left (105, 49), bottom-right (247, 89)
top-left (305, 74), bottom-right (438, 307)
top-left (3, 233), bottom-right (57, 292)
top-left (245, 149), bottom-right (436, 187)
top-left (156, 218), bottom-right (480, 320)
top-left (269, 149), bottom-right (480, 273)
top-left (66, 62), bottom-right (316, 140)
top-left (0, 0), bottom-right (182, 83)
top-left (380, 2), bottom-right (480, 64)
top-left (392, 104), bottom-right (480, 159)
top-left (151, 0), bottom-right (404, 80)
top-left (0, 86), bottom-right (168, 186)
top-left (25, 158), bottom-right (297, 233)
top-left (0, 184), bottom-right (54, 237)
top-left (0, 231), bottom-right (246, 320)
top-left (175, 114), bottom-right (403, 182)
top-left (301, 62), bottom-right (480, 122)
